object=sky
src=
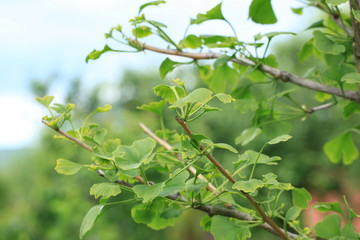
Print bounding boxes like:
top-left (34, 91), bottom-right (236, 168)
top-left (0, 0), bottom-right (313, 149)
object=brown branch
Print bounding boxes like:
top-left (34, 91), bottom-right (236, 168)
top-left (351, 0), bottom-right (360, 72)
top-left (129, 39), bottom-right (360, 102)
top-left (175, 117), bottom-right (289, 240)
top-left (304, 102), bottom-right (337, 115)
top-left (42, 120), bottom-right (145, 184)
top-left (195, 205), bottom-right (298, 239)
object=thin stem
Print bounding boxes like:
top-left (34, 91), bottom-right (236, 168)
top-left (249, 144), bottom-right (267, 180)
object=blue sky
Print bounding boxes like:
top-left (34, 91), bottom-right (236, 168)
top-left (0, 0), bottom-right (311, 149)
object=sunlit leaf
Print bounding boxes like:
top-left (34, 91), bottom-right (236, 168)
top-left (139, 1), bottom-right (166, 14)
top-left (267, 135), bottom-right (292, 145)
top-left (180, 34), bottom-right (202, 49)
top-left (137, 100), bottom-right (167, 115)
top-left (291, 7), bottom-right (303, 15)
top-left (191, 3), bottom-right (225, 25)
top-left (214, 93), bottom-right (235, 103)
top-left (113, 138), bottom-right (156, 170)
top-left (132, 26), bottom-right (153, 38)
top-left (95, 104), bottom-right (112, 113)
top-left (55, 158), bottom-right (84, 175)
top-left (159, 58), bottom-right (190, 78)
top-left (352, 8), bottom-right (360, 22)
top-left (133, 183), bottom-right (165, 203)
top-left (232, 179), bottom-right (264, 193)
top-left (170, 88), bottom-right (213, 109)
top-left (153, 84), bottom-right (186, 104)
top-left (160, 170), bottom-right (189, 196)
top-left (36, 95), bottom-right (54, 108)
top-left (326, 0), bottom-right (348, 6)
top-left (90, 182), bottom-right (121, 199)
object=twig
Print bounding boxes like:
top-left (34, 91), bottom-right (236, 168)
top-left (304, 102), bottom-right (337, 115)
top-left (175, 117), bottom-right (289, 240)
top-left (139, 122), bottom-right (217, 192)
top-left (42, 120), bottom-right (145, 184)
top-left (128, 39), bottom-right (360, 102)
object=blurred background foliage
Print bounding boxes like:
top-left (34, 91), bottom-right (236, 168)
top-left (1, 35), bottom-right (360, 240)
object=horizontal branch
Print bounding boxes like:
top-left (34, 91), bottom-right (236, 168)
top-left (196, 205), bottom-right (298, 239)
top-left (129, 39), bottom-right (360, 102)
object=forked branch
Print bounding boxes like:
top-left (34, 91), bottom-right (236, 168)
top-left (129, 39), bottom-right (360, 102)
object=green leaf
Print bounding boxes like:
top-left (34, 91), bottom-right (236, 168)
top-left (160, 170), bottom-right (189, 196)
top-left (79, 205), bottom-right (105, 239)
top-left (324, 132), bottom-right (359, 164)
top-left (292, 188), bottom-right (311, 209)
top-left (323, 63), bottom-right (357, 83)
top-left (214, 54), bottom-right (233, 68)
top-left (153, 84), bottom-right (186, 104)
top-left (267, 134), bottom-right (292, 145)
top-left (202, 64), bottom-right (240, 93)
top-left (139, 1), bottom-right (166, 14)
top-left (314, 202), bottom-right (343, 215)
top-left (314, 214), bottom-right (341, 238)
top-left (210, 216), bottom-right (251, 240)
top-left (137, 100), bottom-right (167, 115)
top-left (190, 3), bottom-right (225, 25)
top-left (262, 173), bottom-right (294, 190)
top-left (343, 102), bottom-right (360, 119)
top-left (132, 26), bottom-right (153, 38)
top-left (232, 179), bottom-right (264, 193)
top-left (36, 95), bottom-right (54, 108)
top-left (291, 7), bottom-right (303, 15)
top-left (235, 127), bottom-right (262, 146)
top-left (131, 198), bottom-right (177, 230)
top-left (341, 72), bottom-right (360, 84)
top-left (133, 183), bottom-right (165, 203)
top-left (285, 206), bottom-right (302, 222)
top-left (214, 93), bottom-right (235, 103)
top-left (180, 34), bottom-right (202, 49)
top-left (326, 0), bottom-right (348, 6)
top-left (55, 158), bottom-right (84, 175)
top-left (86, 45), bottom-right (117, 63)
top-left (313, 30), bottom-right (345, 55)
top-left (114, 137), bottom-right (156, 170)
top-left (90, 182), bottom-right (121, 199)
top-left (352, 8), bottom-right (360, 22)
top-left (298, 40), bottom-right (313, 63)
top-left (235, 150), bottom-right (281, 167)
top-left (249, 0), bottom-right (277, 24)
top-left (160, 207), bottom-right (183, 219)
top-left (170, 88), bottom-right (213, 109)
top-left (95, 104), bottom-right (112, 113)
top-left (213, 143), bottom-right (238, 153)
top-left (93, 128), bottom-right (108, 145)
top-left (159, 58), bottom-right (189, 78)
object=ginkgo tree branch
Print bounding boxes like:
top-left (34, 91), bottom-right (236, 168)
top-left (43, 120), bottom-right (298, 238)
top-left (175, 117), bottom-right (290, 240)
top-left (140, 122), bottom-right (298, 239)
top-left (129, 39), bottom-right (360, 102)
top-left (42, 120), bottom-right (145, 183)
